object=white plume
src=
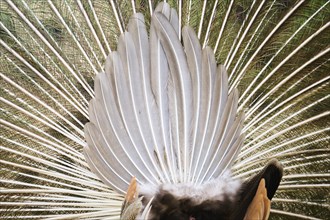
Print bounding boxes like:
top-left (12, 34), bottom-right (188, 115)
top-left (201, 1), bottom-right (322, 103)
top-left (1, 1), bottom-right (329, 219)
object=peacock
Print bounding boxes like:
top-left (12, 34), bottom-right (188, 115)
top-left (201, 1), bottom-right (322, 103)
top-left (1, 0), bottom-right (329, 219)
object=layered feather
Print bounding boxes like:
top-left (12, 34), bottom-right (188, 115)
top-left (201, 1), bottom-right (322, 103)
top-left (1, 0), bottom-right (329, 219)
top-left (84, 2), bottom-right (244, 193)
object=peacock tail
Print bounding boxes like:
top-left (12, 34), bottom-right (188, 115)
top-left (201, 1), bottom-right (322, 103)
top-left (1, 0), bottom-right (329, 219)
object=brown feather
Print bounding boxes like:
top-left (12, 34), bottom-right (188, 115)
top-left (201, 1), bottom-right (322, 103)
top-left (244, 179), bottom-right (270, 220)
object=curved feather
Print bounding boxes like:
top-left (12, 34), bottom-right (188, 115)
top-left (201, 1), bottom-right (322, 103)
top-left (182, 26), bottom-right (202, 181)
top-left (116, 32), bottom-right (161, 184)
top-left (86, 71), bottom-right (149, 189)
top-left (190, 46), bottom-right (215, 181)
top-left (149, 6), bottom-right (174, 182)
top-left (85, 2), bottom-right (244, 190)
top-left (127, 13), bottom-right (167, 182)
top-left (152, 12), bottom-right (193, 182)
top-left (84, 122), bottom-right (128, 193)
top-left (196, 88), bottom-right (239, 182)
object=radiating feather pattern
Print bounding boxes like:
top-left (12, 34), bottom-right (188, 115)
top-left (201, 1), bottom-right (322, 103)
top-left (1, 0), bottom-right (329, 219)
top-left (84, 2), bottom-right (244, 193)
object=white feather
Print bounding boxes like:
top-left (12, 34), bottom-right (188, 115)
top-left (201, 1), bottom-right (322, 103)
top-left (117, 32), bottom-right (162, 184)
top-left (190, 47), bottom-right (215, 181)
top-left (84, 123), bottom-right (128, 193)
top-left (85, 2), bottom-right (244, 189)
top-left (150, 5), bottom-right (174, 182)
top-left (182, 26), bottom-right (202, 181)
top-left (128, 13), bottom-right (168, 183)
top-left (85, 2), bottom-right (244, 192)
top-left (85, 66), bottom-right (155, 191)
top-left (196, 89), bottom-right (239, 183)
top-left (152, 12), bottom-right (193, 182)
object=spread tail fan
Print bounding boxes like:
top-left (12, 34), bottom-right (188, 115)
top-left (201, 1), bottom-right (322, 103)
top-left (84, 2), bottom-right (245, 194)
top-left (1, 0), bottom-right (329, 219)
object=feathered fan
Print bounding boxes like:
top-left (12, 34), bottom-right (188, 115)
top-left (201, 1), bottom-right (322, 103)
top-left (1, 0), bottom-right (329, 220)
top-left (84, 2), bottom-right (282, 219)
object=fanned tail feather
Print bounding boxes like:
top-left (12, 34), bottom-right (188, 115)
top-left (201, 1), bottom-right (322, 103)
top-left (84, 3), bottom-right (244, 192)
top-left (1, 0), bottom-right (329, 219)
